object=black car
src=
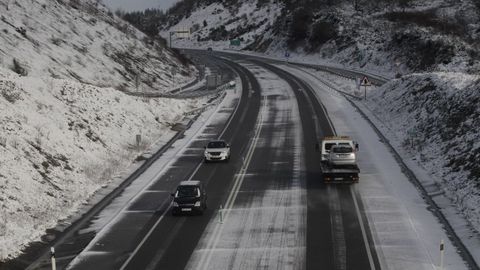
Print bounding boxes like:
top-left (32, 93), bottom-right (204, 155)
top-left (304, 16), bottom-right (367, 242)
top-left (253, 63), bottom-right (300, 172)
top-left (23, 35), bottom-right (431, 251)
top-left (171, 181), bottom-right (207, 215)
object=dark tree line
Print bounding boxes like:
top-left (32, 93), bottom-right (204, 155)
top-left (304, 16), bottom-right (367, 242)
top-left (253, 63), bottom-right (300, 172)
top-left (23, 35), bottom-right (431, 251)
top-left (119, 0), bottom-right (416, 49)
top-left (119, 8), bottom-right (166, 37)
top-left (283, 0), bottom-right (415, 50)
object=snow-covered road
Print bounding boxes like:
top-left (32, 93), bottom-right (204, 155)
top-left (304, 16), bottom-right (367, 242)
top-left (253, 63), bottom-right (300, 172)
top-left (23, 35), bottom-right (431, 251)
top-left (186, 62), bottom-right (306, 269)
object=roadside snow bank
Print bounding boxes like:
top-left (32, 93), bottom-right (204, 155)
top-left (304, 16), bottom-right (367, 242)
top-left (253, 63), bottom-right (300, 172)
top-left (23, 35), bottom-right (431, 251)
top-left (366, 72), bottom-right (480, 231)
top-left (0, 71), bottom-right (204, 260)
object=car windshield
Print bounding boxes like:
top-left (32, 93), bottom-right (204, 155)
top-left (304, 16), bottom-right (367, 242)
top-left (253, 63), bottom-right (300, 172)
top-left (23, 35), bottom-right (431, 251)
top-left (332, 146), bottom-right (353, 153)
top-left (324, 143), bottom-right (336, 151)
top-left (207, 141), bottom-right (226, 148)
top-left (177, 186), bottom-right (200, 197)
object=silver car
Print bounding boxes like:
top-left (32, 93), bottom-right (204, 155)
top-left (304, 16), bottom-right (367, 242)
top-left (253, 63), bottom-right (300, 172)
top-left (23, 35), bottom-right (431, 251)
top-left (328, 145), bottom-right (356, 166)
top-left (204, 140), bottom-right (230, 162)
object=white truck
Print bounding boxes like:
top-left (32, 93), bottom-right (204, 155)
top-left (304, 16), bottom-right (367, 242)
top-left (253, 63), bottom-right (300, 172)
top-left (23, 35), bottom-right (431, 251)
top-left (318, 136), bottom-right (360, 183)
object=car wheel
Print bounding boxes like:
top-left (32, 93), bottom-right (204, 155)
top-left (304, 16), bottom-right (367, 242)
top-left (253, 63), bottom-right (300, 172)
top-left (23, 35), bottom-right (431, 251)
top-left (204, 158), bottom-right (209, 163)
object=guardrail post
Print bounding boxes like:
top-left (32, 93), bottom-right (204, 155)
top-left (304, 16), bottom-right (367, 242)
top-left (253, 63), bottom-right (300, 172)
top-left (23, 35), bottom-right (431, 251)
top-left (219, 205), bottom-right (223, 224)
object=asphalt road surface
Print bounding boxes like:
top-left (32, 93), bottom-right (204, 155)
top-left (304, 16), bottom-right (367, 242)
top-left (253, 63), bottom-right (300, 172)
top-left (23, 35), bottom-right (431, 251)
top-left (117, 55), bottom-right (380, 269)
top-left (11, 52), bottom-right (380, 270)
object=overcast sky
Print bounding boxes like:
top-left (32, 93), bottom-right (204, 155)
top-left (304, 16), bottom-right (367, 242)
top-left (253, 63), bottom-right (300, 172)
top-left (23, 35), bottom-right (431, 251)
top-left (102, 0), bottom-right (179, 12)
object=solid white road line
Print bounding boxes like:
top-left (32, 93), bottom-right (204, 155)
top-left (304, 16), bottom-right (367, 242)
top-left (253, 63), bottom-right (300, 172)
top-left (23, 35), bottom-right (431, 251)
top-left (351, 186), bottom-right (377, 270)
top-left (188, 65), bottom-right (244, 181)
top-left (119, 202), bottom-right (172, 270)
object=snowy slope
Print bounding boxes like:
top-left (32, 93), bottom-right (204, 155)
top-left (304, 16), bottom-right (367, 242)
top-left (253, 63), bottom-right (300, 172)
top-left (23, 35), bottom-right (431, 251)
top-left (0, 0), bottom-right (208, 261)
top-left (163, 0), bottom-right (479, 77)
top-left (0, 66), bottom-right (205, 260)
top-left (0, 0), bottom-right (194, 93)
top-left (160, 0), bottom-right (281, 51)
top-left (365, 73), bottom-right (480, 231)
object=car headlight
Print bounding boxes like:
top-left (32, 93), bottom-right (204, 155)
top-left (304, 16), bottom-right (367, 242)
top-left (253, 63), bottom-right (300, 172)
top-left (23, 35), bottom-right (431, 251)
top-left (172, 202), bottom-right (179, 207)
top-left (194, 201), bottom-right (201, 207)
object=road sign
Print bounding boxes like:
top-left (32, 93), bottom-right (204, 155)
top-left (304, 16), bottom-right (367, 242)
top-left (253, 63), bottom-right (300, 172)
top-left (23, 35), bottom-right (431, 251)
top-left (360, 76), bottom-right (371, 100)
top-left (360, 76), bottom-right (371, 86)
top-left (230, 39), bottom-right (241, 46)
top-left (174, 28), bottom-right (190, 38)
top-left (407, 127), bottom-right (417, 136)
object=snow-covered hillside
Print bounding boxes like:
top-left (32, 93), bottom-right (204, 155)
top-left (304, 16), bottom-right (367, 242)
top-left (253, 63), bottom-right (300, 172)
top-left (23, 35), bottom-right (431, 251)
top-left (0, 66), bottom-right (205, 260)
top-left (0, 0), bottom-right (207, 261)
top-left (160, 0), bottom-right (281, 52)
top-left (163, 0), bottom-right (479, 76)
top-left (366, 73), bottom-right (480, 230)
top-left (0, 0), bottom-right (194, 93)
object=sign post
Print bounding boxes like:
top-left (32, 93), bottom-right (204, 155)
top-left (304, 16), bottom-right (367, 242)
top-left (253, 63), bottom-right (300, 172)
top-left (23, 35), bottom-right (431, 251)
top-left (440, 239), bottom-right (445, 269)
top-left (407, 127), bottom-right (417, 148)
top-left (360, 76), bottom-right (371, 100)
top-left (169, 32), bottom-right (174, 48)
top-left (136, 134), bottom-right (141, 147)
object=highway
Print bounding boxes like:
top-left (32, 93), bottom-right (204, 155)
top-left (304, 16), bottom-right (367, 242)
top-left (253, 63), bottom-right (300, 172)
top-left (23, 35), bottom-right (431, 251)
top-left (16, 52), bottom-right (380, 270)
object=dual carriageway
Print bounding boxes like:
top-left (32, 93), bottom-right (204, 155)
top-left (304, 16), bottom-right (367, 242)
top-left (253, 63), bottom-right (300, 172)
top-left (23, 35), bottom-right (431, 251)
top-left (5, 50), bottom-right (477, 270)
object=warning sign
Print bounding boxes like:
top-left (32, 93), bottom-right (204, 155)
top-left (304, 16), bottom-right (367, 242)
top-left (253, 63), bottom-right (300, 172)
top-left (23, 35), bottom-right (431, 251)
top-left (360, 76), bottom-right (371, 86)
